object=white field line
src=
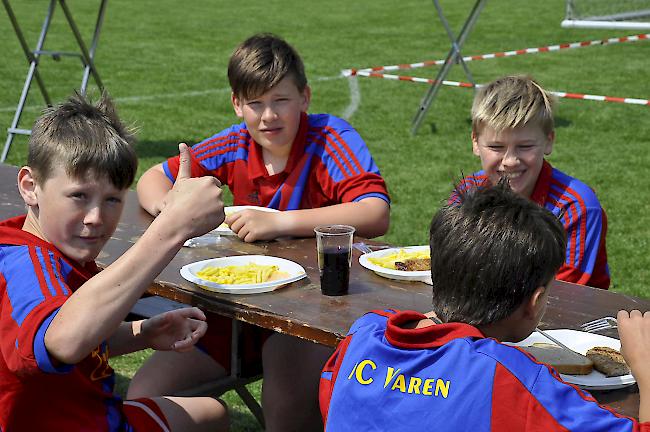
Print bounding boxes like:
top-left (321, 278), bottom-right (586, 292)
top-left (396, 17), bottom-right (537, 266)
top-left (0, 74), bottom-right (344, 113)
top-left (342, 76), bottom-right (361, 120)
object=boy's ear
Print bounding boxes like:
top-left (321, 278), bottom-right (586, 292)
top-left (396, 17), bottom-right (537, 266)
top-left (471, 130), bottom-right (480, 156)
top-left (523, 286), bottom-right (548, 321)
top-left (17, 167), bottom-right (39, 207)
top-left (231, 92), bottom-right (244, 118)
top-left (300, 85), bottom-right (312, 112)
top-left (544, 130), bottom-right (555, 156)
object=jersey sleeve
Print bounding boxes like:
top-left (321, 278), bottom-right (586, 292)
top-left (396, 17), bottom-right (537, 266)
top-left (556, 200), bottom-right (610, 289)
top-left (0, 246), bottom-right (73, 377)
top-left (314, 118), bottom-right (389, 204)
top-left (161, 124), bottom-right (249, 185)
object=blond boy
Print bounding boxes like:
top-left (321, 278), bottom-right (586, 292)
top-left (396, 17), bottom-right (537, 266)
top-left (452, 75), bottom-right (609, 289)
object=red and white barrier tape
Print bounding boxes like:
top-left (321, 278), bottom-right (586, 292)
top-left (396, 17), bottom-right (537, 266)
top-left (342, 33), bottom-right (649, 77)
top-left (354, 70), bottom-right (650, 106)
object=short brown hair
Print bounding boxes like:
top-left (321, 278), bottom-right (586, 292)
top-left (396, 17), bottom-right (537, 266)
top-left (227, 33), bottom-right (307, 101)
top-left (28, 92), bottom-right (137, 189)
top-left (429, 180), bottom-right (566, 325)
top-left (472, 75), bottom-right (555, 136)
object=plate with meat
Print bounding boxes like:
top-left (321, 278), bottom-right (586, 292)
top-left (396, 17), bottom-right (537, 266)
top-left (510, 329), bottom-right (635, 390)
top-left (358, 246), bottom-right (432, 284)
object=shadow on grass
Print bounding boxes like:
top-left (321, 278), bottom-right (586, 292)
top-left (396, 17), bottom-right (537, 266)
top-left (135, 139), bottom-right (188, 160)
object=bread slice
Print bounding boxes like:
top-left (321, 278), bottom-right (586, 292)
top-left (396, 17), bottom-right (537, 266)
top-left (586, 346), bottom-right (630, 377)
top-left (394, 258), bottom-right (430, 271)
top-left (521, 343), bottom-right (594, 375)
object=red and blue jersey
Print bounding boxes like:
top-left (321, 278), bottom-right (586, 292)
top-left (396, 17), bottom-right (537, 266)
top-left (162, 113), bottom-right (389, 210)
top-left (450, 161), bottom-right (609, 289)
top-left (320, 310), bottom-right (648, 432)
top-left (0, 216), bottom-right (146, 431)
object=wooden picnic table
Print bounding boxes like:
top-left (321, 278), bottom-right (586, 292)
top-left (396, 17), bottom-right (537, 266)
top-left (1, 162), bottom-right (649, 419)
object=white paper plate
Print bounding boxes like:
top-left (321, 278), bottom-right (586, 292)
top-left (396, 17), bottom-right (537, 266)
top-left (180, 255), bottom-right (306, 294)
top-left (358, 246), bottom-right (432, 284)
top-left (213, 206), bottom-right (280, 235)
top-left (511, 329), bottom-right (635, 390)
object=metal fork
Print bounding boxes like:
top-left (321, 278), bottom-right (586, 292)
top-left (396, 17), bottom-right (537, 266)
top-left (352, 242), bottom-right (390, 254)
top-left (580, 316), bottom-right (618, 333)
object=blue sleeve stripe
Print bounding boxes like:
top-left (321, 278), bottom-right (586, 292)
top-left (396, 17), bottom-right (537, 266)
top-left (195, 138), bottom-right (248, 162)
top-left (34, 309), bottom-right (73, 374)
top-left (162, 161), bottom-right (174, 182)
top-left (35, 247), bottom-right (58, 297)
top-left (47, 252), bottom-right (69, 296)
top-left (353, 192), bottom-right (390, 204)
top-left (5, 247), bottom-right (46, 325)
top-left (194, 130), bottom-right (249, 160)
top-left (321, 371), bottom-right (333, 380)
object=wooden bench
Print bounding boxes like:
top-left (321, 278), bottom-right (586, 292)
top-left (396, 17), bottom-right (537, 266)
top-left (129, 296), bottom-right (265, 428)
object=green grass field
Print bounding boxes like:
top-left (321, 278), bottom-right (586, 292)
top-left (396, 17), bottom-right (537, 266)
top-left (2, 1), bottom-right (649, 430)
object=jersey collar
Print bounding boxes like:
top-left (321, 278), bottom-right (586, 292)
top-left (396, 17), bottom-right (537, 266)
top-left (247, 112), bottom-right (308, 180)
top-left (0, 215), bottom-right (99, 278)
top-left (529, 160), bottom-right (553, 206)
top-left (385, 310), bottom-right (485, 349)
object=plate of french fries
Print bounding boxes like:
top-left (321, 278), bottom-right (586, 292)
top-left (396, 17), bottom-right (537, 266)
top-left (358, 246), bottom-right (432, 284)
top-left (180, 255), bottom-right (306, 294)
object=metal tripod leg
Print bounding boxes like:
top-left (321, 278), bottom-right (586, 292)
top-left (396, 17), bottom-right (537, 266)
top-left (411, 0), bottom-right (487, 135)
top-left (1, 0), bottom-right (56, 163)
top-left (1, 0), bottom-right (107, 162)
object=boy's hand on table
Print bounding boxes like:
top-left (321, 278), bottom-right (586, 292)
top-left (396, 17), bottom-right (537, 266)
top-left (617, 310), bottom-right (650, 385)
top-left (138, 307), bottom-right (208, 352)
top-left (160, 143), bottom-right (225, 239)
top-left (226, 209), bottom-right (287, 242)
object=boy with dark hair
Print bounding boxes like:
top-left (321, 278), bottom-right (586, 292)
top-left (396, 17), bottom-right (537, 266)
top-left (452, 75), bottom-right (609, 289)
top-left (320, 182), bottom-right (650, 430)
top-left (133, 33), bottom-right (390, 430)
top-left (0, 93), bottom-right (228, 431)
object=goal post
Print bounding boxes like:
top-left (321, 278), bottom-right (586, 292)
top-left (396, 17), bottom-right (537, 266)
top-left (562, 0), bottom-right (650, 29)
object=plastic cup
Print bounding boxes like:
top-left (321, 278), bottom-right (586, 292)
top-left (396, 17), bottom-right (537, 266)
top-left (314, 225), bottom-right (355, 296)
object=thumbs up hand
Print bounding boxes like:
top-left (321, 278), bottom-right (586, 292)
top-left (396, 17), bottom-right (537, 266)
top-left (159, 143), bottom-right (225, 240)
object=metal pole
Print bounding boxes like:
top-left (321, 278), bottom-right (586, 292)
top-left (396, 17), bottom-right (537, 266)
top-left (1, 0), bottom-right (56, 162)
top-left (411, 0), bottom-right (487, 135)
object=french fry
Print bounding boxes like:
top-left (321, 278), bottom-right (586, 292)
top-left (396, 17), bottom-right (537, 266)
top-left (197, 262), bottom-right (282, 285)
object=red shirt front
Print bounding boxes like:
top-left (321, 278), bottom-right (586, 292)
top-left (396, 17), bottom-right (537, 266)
top-left (163, 113), bottom-right (389, 210)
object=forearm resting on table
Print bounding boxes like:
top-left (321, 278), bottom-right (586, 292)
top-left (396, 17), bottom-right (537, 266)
top-left (43, 217), bottom-right (185, 365)
top-left (281, 198), bottom-right (389, 238)
top-left (137, 164), bottom-right (172, 216)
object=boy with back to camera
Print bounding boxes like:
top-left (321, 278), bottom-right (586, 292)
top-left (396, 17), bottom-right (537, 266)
top-left (320, 182), bottom-right (650, 431)
top-left (0, 93), bottom-right (229, 431)
top-left (451, 75), bottom-right (609, 289)
top-left (132, 33), bottom-right (390, 430)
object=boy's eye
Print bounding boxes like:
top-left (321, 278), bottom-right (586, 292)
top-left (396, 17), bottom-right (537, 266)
top-left (71, 192), bottom-right (87, 200)
top-left (107, 197), bottom-right (122, 204)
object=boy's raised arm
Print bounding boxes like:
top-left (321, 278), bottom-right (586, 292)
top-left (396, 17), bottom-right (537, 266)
top-left (617, 309), bottom-right (650, 422)
top-left (44, 144), bottom-right (225, 365)
top-left (137, 162), bottom-right (174, 216)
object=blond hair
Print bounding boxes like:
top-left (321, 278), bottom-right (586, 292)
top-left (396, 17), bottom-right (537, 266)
top-left (28, 92), bottom-right (137, 189)
top-left (227, 33), bottom-right (307, 101)
top-left (471, 75), bottom-right (555, 136)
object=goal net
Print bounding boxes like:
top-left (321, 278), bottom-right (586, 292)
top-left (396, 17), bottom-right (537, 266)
top-left (562, 0), bottom-right (650, 29)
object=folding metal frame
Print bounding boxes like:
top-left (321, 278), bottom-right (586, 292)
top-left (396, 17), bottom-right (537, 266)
top-left (411, 0), bottom-right (487, 135)
top-left (1, 0), bottom-right (107, 162)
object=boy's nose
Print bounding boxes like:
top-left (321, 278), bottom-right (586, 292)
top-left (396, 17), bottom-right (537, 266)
top-left (261, 106), bottom-right (278, 121)
top-left (83, 206), bottom-right (103, 225)
top-left (502, 149), bottom-right (519, 166)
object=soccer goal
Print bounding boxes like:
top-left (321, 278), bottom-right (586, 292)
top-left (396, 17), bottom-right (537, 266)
top-left (562, 0), bottom-right (650, 29)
